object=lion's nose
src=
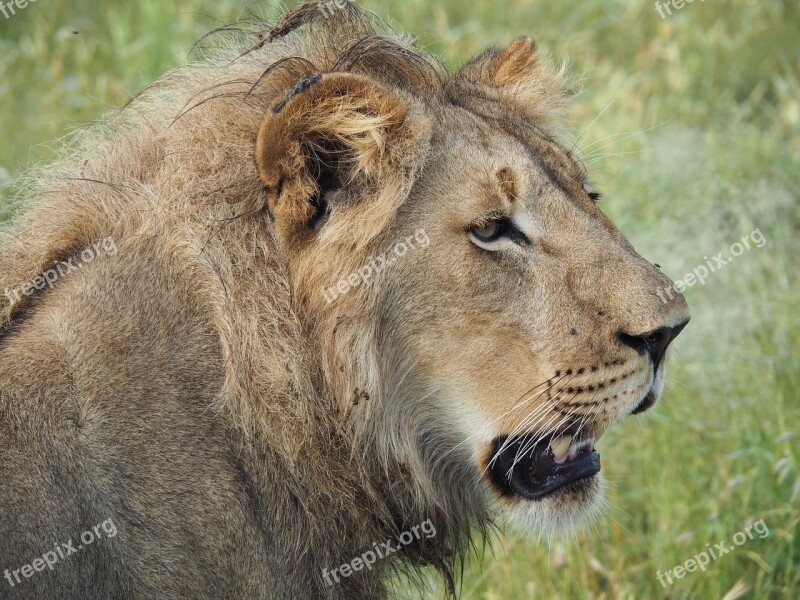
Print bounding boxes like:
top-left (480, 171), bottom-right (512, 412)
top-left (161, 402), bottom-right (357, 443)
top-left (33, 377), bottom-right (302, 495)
top-left (617, 319), bottom-right (689, 369)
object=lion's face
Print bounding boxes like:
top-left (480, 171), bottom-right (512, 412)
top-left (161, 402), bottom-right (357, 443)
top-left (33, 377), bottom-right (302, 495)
top-left (385, 103), bottom-right (689, 531)
top-left (256, 37), bottom-right (689, 535)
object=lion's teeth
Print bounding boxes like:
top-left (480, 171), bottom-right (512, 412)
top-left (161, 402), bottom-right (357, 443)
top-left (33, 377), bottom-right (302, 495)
top-left (551, 435), bottom-right (596, 464)
top-left (550, 436), bottom-right (572, 461)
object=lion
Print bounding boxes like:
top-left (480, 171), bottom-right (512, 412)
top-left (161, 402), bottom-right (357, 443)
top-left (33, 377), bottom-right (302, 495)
top-left (0, 2), bottom-right (690, 598)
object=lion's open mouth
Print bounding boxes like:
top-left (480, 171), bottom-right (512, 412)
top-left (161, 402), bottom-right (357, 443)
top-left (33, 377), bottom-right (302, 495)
top-left (487, 431), bottom-right (600, 500)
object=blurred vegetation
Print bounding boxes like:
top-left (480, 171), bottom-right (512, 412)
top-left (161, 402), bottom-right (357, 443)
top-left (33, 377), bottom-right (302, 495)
top-left (1, 0), bottom-right (798, 598)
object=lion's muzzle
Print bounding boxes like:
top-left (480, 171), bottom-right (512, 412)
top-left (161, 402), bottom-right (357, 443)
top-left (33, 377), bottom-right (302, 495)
top-left (486, 431), bottom-right (601, 500)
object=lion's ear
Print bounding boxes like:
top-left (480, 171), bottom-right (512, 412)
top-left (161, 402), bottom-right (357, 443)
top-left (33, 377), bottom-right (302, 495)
top-left (256, 72), bottom-right (429, 250)
top-left (449, 36), bottom-right (568, 125)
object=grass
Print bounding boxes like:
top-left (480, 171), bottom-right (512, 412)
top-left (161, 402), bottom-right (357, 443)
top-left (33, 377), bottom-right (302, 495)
top-left (1, 0), bottom-right (798, 598)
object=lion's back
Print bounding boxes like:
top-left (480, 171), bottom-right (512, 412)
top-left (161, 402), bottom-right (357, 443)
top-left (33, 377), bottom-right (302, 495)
top-left (0, 241), bottom-right (277, 599)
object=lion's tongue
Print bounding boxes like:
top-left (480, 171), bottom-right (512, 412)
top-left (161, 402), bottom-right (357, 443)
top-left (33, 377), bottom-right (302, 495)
top-left (488, 434), bottom-right (601, 500)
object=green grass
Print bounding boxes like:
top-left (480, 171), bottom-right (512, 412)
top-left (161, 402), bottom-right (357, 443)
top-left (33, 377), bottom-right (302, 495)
top-left (1, 0), bottom-right (798, 598)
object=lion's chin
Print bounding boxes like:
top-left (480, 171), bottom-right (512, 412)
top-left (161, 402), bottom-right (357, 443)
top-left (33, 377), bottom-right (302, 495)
top-left (482, 430), bottom-right (605, 537)
top-left (495, 473), bottom-right (605, 538)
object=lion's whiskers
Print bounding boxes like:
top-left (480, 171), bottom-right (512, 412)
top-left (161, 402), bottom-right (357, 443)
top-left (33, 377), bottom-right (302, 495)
top-left (508, 399), bottom-right (581, 473)
top-left (431, 374), bottom-right (565, 471)
top-left (487, 391), bottom-right (573, 476)
top-left (568, 99), bottom-right (614, 156)
top-left (472, 373), bottom-right (572, 464)
top-left (506, 375), bottom-right (578, 464)
top-left (489, 388), bottom-right (567, 469)
top-left (577, 118), bottom-right (673, 157)
top-left (497, 372), bottom-right (578, 445)
top-left (507, 414), bottom-right (569, 476)
top-left (488, 373), bottom-right (584, 473)
top-left (582, 148), bottom-right (652, 166)
top-left (504, 387), bottom-right (604, 480)
top-left (485, 397), bottom-right (558, 473)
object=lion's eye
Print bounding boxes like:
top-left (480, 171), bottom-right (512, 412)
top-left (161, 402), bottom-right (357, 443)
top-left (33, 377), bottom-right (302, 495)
top-left (468, 218), bottom-right (530, 248)
top-left (470, 220), bottom-right (503, 242)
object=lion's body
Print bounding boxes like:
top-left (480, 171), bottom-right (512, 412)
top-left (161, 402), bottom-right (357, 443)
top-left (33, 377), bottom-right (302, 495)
top-left (0, 2), bottom-right (689, 599)
top-left (0, 247), bottom-right (265, 598)
top-left (0, 233), bottom-right (393, 598)
top-left (0, 7), bottom-right (436, 599)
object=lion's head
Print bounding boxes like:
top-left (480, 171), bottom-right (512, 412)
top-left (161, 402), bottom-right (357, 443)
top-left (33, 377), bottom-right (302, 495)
top-left (254, 16), bottom-right (690, 537)
top-left (0, 3), bottom-right (691, 595)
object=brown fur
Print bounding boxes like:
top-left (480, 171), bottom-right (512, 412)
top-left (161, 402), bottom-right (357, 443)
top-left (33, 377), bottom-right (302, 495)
top-left (0, 2), bottom-right (689, 598)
